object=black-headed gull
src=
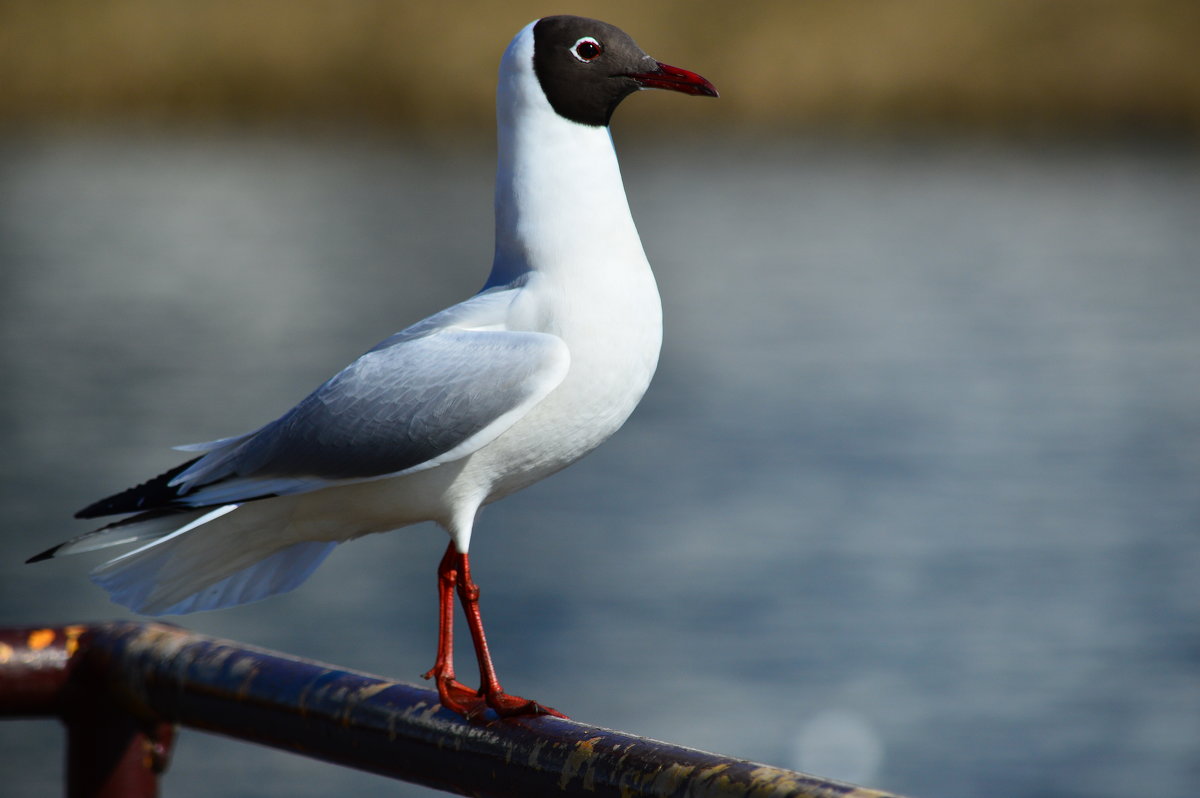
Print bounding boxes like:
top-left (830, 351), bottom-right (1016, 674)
top-left (30, 15), bottom-right (717, 719)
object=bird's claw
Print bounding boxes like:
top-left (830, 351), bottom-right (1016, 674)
top-left (485, 691), bottom-right (567, 719)
top-left (423, 671), bottom-right (565, 719)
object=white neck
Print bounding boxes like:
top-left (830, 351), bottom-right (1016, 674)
top-left (486, 23), bottom-right (649, 288)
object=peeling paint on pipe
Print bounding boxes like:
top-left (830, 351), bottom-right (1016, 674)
top-left (1, 622), bottom-right (908, 798)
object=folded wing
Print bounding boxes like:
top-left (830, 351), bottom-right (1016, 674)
top-left (76, 325), bottom-right (569, 521)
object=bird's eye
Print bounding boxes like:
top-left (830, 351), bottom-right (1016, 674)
top-left (572, 37), bottom-right (603, 62)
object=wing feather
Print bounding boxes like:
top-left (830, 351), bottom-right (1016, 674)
top-left (170, 328), bottom-right (568, 501)
top-left (71, 283), bottom-right (568, 517)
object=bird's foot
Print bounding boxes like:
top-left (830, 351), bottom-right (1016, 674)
top-left (423, 671), bottom-right (483, 717)
top-left (483, 689), bottom-right (567, 719)
top-left (423, 671), bottom-right (565, 720)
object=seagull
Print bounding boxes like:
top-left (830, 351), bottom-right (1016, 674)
top-left (29, 15), bottom-right (716, 719)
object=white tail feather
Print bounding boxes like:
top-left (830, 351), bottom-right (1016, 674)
top-left (90, 501), bottom-right (338, 615)
top-left (104, 504), bottom-right (240, 562)
top-left (45, 510), bottom-right (210, 558)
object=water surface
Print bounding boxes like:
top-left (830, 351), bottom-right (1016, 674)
top-left (1, 132), bottom-right (1197, 797)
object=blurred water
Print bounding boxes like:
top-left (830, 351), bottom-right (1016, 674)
top-left (1, 131), bottom-right (1198, 797)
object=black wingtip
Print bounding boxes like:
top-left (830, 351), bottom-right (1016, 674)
top-left (26, 545), bottom-right (60, 564)
top-left (75, 457), bottom-right (201, 519)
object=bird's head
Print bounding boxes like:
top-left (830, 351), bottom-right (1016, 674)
top-left (501, 15), bottom-right (718, 128)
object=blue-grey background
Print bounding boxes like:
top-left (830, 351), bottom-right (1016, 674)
top-left (1, 131), bottom-right (1198, 797)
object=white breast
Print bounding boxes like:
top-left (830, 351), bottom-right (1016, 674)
top-left (462, 24), bottom-right (665, 501)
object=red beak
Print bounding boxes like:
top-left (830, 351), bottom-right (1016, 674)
top-left (626, 61), bottom-right (719, 98)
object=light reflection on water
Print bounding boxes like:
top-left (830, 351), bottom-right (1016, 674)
top-left (1, 131), bottom-right (1198, 798)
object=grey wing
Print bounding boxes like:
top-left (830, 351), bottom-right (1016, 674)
top-left (168, 327), bottom-right (570, 505)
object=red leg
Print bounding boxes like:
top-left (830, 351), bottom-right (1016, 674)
top-left (455, 549), bottom-right (566, 718)
top-left (423, 541), bottom-right (565, 719)
top-left (421, 543), bottom-right (483, 716)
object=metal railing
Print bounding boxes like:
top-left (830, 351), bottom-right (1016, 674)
top-left (1, 622), bottom-right (906, 798)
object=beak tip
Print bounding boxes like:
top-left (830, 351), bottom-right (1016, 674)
top-left (628, 61), bottom-right (720, 99)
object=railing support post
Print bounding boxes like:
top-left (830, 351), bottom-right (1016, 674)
top-left (65, 698), bottom-right (173, 798)
top-left (0, 625), bottom-right (175, 798)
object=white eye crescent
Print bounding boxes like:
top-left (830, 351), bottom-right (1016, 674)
top-left (571, 36), bottom-right (603, 62)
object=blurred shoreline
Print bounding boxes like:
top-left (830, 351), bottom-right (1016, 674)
top-left (2, 0), bottom-right (1197, 139)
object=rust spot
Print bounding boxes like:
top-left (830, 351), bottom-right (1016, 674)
top-left (558, 736), bottom-right (601, 790)
top-left (647, 762), bottom-right (695, 795)
top-left (27, 628), bottom-right (55, 650)
top-left (235, 665), bottom-right (259, 699)
top-left (582, 752), bottom-right (597, 791)
top-left (693, 763), bottom-right (731, 787)
top-left (745, 765), bottom-right (821, 795)
top-left (64, 625), bottom-right (86, 657)
top-left (352, 682), bottom-right (395, 703)
top-left (141, 731), bottom-right (173, 773)
top-left (526, 738), bottom-right (546, 768)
